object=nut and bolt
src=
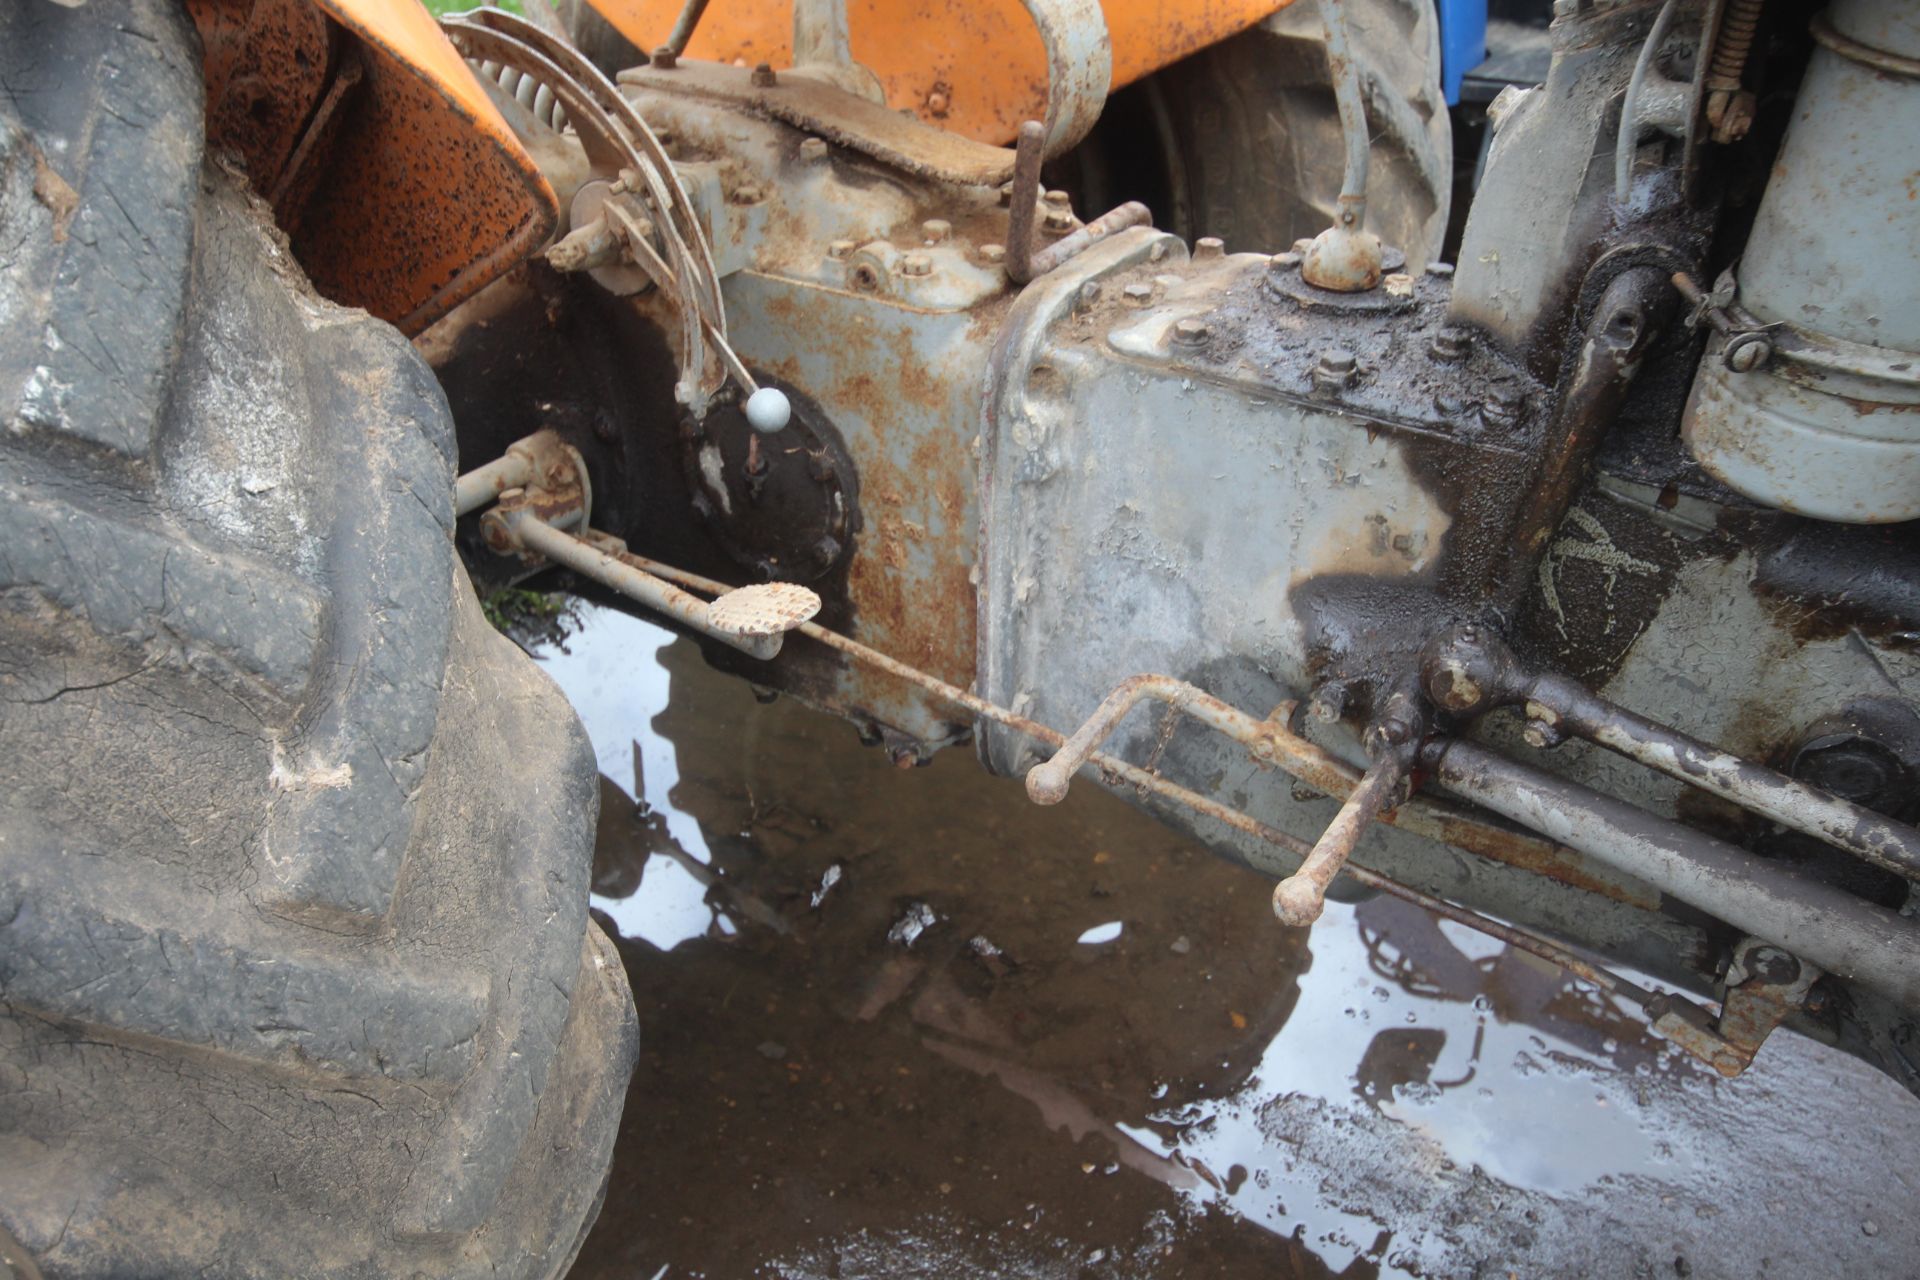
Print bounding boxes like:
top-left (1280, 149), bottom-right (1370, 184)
top-left (1428, 324), bottom-right (1472, 362)
top-left (921, 218), bottom-right (952, 244)
top-left (751, 62), bottom-right (778, 87)
top-left (1122, 282), bottom-right (1155, 306)
top-left (1744, 945), bottom-right (1802, 987)
top-left (979, 243), bottom-right (1007, 265)
top-left (1793, 734), bottom-right (1907, 809)
top-left (1313, 348), bottom-right (1358, 392)
top-left (1522, 718), bottom-right (1566, 749)
top-left (997, 182), bottom-right (1015, 207)
top-left (1724, 332), bottom-right (1773, 373)
top-left (900, 252), bottom-right (934, 277)
top-left (1425, 261), bottom-right (1455, 279)
top-left (1251, 738), bottom-right (1276, 762)
top-left (651, 46), bottom-right (678, 69)
top-left (1042, 208), bottom-right (1076, 234)
top-left (730, 182), bottom-right (766, 205)
top-left (1483, 388), bottom-right (1527, 425)
top-left (826, 239), bottom-right (856, 259)
top-left (1195, 236), bottom-right (1225, 259)
top-left (1308, 681), bottom-right (1352, 724)
top-left (1172, 317), bottom-right (1211, 347)
top-left (1384, 273), bottom-right (1415, 299)
top-left (1042, 189), bottom-right (1072, 209)
top-left (799, 136), bottom-right (830, 163)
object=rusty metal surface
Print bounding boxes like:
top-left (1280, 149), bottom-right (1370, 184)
top-left (581, 0), bottom-right (1280, 146)
top-left (187, 0), bottom-right (335, 197)
top-left (617, 58), bottom-right (1023, 186)
top-left (185, 0), bottom-right (560, 334)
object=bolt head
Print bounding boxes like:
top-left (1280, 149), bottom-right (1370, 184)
top-left (900, 252), bottom-right (934, 277)
top-left (799, 136), bottom-right (829, 163)
top-left (1195, 236), bottom-right (1225, 259)
top-left (1172, 317), bottom-right (1210, 345)
top-left (1745, 945), bottom-right (1801, 987)
top-left (750, 61), bottom-right (777, 86)
top-left (651, 45), bottom-right (677, 69)
top-left (1725, 333), bottom-right (1772, 373)
top-left (1429, 324), bottom-right (1472, 362)
top-left (826, 239), bottom-right (856, 260)
top-left (731, 183), bottom-right (765, 205)
top-left (921, 218), bottom-right (952, 244)
top-left (1251, 738), bottom-right (1276, 762)
top-left (1042, 189), bottom-right (1072, 209)
top-left (1042, 209), bottom-right (1075, 233)
top-left (1074, 281), bottom-right (1102, 310)
top-left (1318, 348), bottom-right (1357, 376)
top-left (1122, 282), bottom-right (1154, 305)
top-left (979, 243), bottom-right (1007, 265)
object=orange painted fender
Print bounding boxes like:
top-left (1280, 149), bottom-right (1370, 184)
top-left (582, 0), bottom-right (1289, 146)
top-left (190, 0), bottom-right (556, 334)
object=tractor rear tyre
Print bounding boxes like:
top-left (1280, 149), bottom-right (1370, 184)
top-left (0, 4), bottom-right (635, 1276)
top-left (1071, 0), bottom-right (1453, 267)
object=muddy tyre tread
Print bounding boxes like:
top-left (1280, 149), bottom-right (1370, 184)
top-left (0, 5), bottom-right (635, 1277)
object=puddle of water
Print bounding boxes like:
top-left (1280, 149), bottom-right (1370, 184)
top-left (541, 600), bottom-right (1920, 1280)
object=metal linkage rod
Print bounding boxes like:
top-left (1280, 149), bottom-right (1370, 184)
top-left (510, 514), bottom-right (785, 660)
top-left (568, 551), bottom-right (1771, 1070)
top-left (454, 452), bottom-right (532, 517)
top-left (1272, 749), bottom-right (1412, 926)
top-left (1019, 673), bottom-right (1589, 887)
top-left (1004, 120), bottom-right (1151, 285)
top-left (1423, 626), bottom-right (1920, 883)
top-left (1425, 737), bottom-right (1920, 1008)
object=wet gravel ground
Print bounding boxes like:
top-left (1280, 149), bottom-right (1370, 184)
top-left (538, 603), bottom-right (1920, 1279)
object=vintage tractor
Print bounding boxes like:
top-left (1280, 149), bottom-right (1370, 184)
top-left (2, 0), bottom-right (1917, 1274)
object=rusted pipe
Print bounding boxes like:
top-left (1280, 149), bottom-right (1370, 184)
top-left (1024, 202), bottom-right (1152, 280)
top-left (508, 513), bottom-right (784, 660)
top-left (1005, 121), bottom-right (1046, 285)
top-left (1004, 120), bottom-right (1151, 285)
top-left (1272, 747), bottom-right (1412, 927)
top-left (1424, 737), bottom-right (1920, 1007)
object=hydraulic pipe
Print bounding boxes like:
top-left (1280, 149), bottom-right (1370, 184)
top-left (1424, 737), bottom-right (1920, 1007)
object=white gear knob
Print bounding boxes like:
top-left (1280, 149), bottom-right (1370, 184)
top-left (744, 386), bottom-right (791, 434)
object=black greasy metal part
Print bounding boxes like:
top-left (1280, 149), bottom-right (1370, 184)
top-left (678, 374), bottom-right (862, 583)
top-left (1490, 265), bottom-right (1673, 610)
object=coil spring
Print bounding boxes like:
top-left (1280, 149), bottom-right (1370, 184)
top-left (1706, 0), bottom-right (1763, 91)
top-left (473, 60), bottom-right (569, 131)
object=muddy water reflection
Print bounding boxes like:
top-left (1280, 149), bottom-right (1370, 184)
top-left (542, 603), bottom-right (1920, 1280)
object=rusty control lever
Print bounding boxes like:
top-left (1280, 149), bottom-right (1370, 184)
top-left (1005, 120), bottom-right (1152, 285)
top-left (1271, 691), bottom-right (1422, 926)
top-left (1271, 745), bottom-right (1412, 926)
